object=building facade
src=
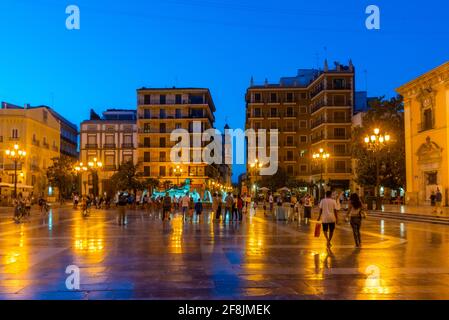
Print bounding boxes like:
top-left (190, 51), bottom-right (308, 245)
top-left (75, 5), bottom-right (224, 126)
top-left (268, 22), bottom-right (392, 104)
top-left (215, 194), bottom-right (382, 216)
top-left (396, 61), bottom-right (449, 206)
top-left (245, 61), bottom-right (355, 194)
top-left (79, 109), bottom-right (138, 195)
top-left (0, 103), bottom-right (61, 197)
top-left (136, 88), bottom-right (220, 195)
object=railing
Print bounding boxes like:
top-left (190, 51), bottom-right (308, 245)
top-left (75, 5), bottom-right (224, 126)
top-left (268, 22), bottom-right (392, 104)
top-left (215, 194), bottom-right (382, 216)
top-left (32, 140), bottom-right (40, 147)
top-left (122, 143), bottom-right (134, 149)
top-left (2, 164), bottom-right (23, 170)
top-left (103, 143), bottom-right (116, 149)
top-left (327, 84), bottom-right (352, 90)
top-left (103, 165), bottom-right (117, 171)
top-left (43, 143), bottom-right (49, 149)
top-left (327, 168), bottom-right (352, 174)
top-left (9, 137), bottom-right (20, 141)
top-left (311, 118), bottom-right (348, 128)
top-left (85, 144), bottom-right (98, 149)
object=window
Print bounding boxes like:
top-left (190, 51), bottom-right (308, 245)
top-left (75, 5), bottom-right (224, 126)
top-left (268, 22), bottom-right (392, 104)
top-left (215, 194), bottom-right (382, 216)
top-left (123, 134), bottom-right (132, 144)
top-left (159, 166), bottom-right (166, 176)
top-left (144, 166), bottom-right (151, 176)
top-left (144, 109), bottom-right (151, 119)
top-left (160, 109), bottom-right (166, 119)
top-left (335, 161), bottom-right (347, 173)
top-left (286, 136), bottom-right (294, 146)
top-left (143, 137), bottom-right (151, 147)
top-left (286, 107), bottom-right (294, 117)
top-left (87, 135), bottom-right (97, 145)
top-left (32, 134), bottom-right (36, 142)
top-left (300, 136), bottom-right (307, 143)
top-left (287, 165), bottom-right (294, 175)
top-left (334, 128), bottom-right (346, 138)
top-left (175, 94), bottom-right (182, 104)
top-left (426, 171), bottom-right (438, 185)
top-left (255, 122), bottom-right (261, 130)
top-left (286, 93), bottom-right (294, 103)
top-left (299, 120), bottom-right (307, 128)
top-left (11, 129), bottom-right (19, 139)
top-left (334, 111), bottom-right (346, 122)
top-left (159, 123), bottom-right (166, 133)
top-left (254, 108), bottom-right (261, 117)
top-left (286, 151), bottom-right (294, 161)
top-left (254, 93), bottom-right (262, 103)
top-left (300, 165), bottom-right (307, 172)
top-left (0, 136), bottom-right (3, 142)
top-left (160, 95), bottom-right (166, 105)
top-left (159, 137), bottom-right (166, 147)
top-left (43, 110), bottom-right (48, 122)
top-left (105, 154), bottom-right (115, 167)
top-left (175, 109), bottom-right (182, 118)
top-left (270, 93), bottom-right (277, 103)
top-left (143, 123), bottom-right (151, 133)
top-left (334, 144), bottom-right (346, 155)
top-left (423, 109), bottom-right (433, 131)
top-left (143, 152), bottom-right (151, 162)
top-left (270, 122), bottom-right (278, 130)
top-left (105, 135), bottom-right (114, 145)
top-left (332, 78), bottom-right (346, 89)
top-left (333, 95), bottom-right (346, 106)
top-left (270, 108), bottom-right (277, 117)
top-left (300, 107), bottom-right (308, 114)
top-left (144, 95), bottom-right (151, 104)
top-left (191, 109), bottom-right (204, 118)
top-left (123, 154), bottom-right (133, 163)
top-left (189, 166), bottom-right (197, 176)
top-left (285, 121), bottom-right (294, 131)
top-left (159, 152), bottom-right (166, 162)
top-left (175, 123), bottom-right (182, 129)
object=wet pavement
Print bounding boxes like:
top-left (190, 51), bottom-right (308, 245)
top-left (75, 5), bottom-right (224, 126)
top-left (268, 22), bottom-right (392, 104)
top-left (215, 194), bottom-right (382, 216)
top-left (1, 206), bottom-right (449, 300)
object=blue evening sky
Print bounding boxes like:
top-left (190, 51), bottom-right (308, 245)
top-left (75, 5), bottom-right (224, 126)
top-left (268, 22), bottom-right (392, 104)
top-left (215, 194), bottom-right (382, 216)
top-left (0, 0), bottom-right (448, 181)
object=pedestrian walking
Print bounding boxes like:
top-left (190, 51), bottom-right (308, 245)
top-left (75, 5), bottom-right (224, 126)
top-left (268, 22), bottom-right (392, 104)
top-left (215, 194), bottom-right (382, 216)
top-left (224, 193), bottom-right (233, 222)
top-left (217, 194), bottom-right (223, 220)
top-left (232, 195), bottom-right (238, 221)
top-left (162, 192), bottom-right (172, 221)
top-left (434, 188), bottom-right (443, 214)
top-left (303, 194), bottom-right (313, 225)
top-left (212, 193), bottom-right (219, 220)
top-left (195, 199), bottom-right (203, 223)
top-left (317, 191), bottom-right (338, 249)
top-left (346, 193), bottom-right (366, 248)
top-left (237, 194), bottom-right (244, 221)
top-left (181, 193), bottom-right (190, 221)
top-left (117, 192), bottom-right (128, 225)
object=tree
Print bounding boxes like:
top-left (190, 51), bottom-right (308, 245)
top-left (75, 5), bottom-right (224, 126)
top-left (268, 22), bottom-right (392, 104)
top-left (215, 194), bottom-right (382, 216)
top-left (145, 178), bottom-right (160, 195)
top-left (109, 161), bottom-right (144, 194)
top-left (352, 96), bottom-right (406, 193)
top-left (46, 156), bottom-right (77, 201)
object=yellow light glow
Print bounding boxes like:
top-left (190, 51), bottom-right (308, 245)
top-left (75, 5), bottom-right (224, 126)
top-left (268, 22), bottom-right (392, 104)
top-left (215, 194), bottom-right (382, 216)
top-left (14, 144), bottom-right (19, 150)
top-left (364, 137), bottom-right (370, 143)
top-left (374, 128), bottom-right (380, 135)
top-left (385, 135), bottom-right (390, 142)
top-left (370, 135), bottom-right (376, 142)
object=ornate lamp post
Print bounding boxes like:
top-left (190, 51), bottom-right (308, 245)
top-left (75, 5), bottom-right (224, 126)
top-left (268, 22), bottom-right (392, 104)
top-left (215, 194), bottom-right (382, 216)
top-left (173, 165), bottom-right (183, 186)
top-left (249, 158), bottom-right (263, 198)
top-left (364, 128), bottom-right (390, 210)
top-left (75, 158), bottom-right (102, 196)
top-left (5, 144), bottom-right (26, 199)
top-left (313, 148), bottom-right (330, 201)
top-left (74, 162), bottom-right (88, 195)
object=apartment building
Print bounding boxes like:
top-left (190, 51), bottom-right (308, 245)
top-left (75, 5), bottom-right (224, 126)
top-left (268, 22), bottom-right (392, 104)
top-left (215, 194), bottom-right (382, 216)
top-left (0, 103), bottom-right (61, 197)
top-left (79, 109), bottom-right (138, 195)
top-left (245, 60), bottom-right (355, 193)
top-left (136, 88), bottom-right (219, 195)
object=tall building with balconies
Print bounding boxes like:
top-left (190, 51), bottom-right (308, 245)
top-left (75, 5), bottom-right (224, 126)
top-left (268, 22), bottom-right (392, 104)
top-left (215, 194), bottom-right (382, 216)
top-left (245, 60), bottom-right (355, 194)
top-left (79, 109), bottom-right (138, 195)
top-left (137, 88), bottom-right (218, 195)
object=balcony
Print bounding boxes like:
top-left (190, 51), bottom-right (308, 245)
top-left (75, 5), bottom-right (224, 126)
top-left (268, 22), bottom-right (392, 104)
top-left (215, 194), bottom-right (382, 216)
top-left (104, 165), bottom-right (117, 171)
top-left (43, 142), bottom-right (49, 149)
top-left (122, 143), bottom-right (134, 149)
top-left (103, 143), bottom-right (116, 149)
top-left (2, 164), bottom-right (23, 170)
top-left (311, 118), bottom-right (348, 128)
top-left (9, 137), bottom-right (20, 141)
top-left (85, 144), bottom-right (98, 149)
top-left (327, 84), bottom-right (352, 90)
top-left (418, 121), bottom-right (434, 133)
top-left (283, 156), bottom-right (297, 162)
top-left (31, 140), bottom-right (40, 147)
top-left (311, 134), bottom-right (350, 143)
top-left (327, 167), bottom-right (352, 174)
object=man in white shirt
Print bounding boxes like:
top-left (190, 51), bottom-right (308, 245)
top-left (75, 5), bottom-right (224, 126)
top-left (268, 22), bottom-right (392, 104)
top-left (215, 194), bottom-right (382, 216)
top-left (318, 190), bottom-right (338, 248)
top-left (181, 193), bottom-right (190, 221)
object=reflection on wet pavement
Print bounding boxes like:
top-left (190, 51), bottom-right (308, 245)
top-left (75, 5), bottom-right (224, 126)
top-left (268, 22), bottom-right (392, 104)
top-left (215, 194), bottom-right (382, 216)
top-left (1, 206), bottom-right (449, 300)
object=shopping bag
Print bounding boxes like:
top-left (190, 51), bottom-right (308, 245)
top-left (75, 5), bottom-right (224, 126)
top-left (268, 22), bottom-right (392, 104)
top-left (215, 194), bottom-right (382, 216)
top-left (314, 223), bottom-right (321, 237)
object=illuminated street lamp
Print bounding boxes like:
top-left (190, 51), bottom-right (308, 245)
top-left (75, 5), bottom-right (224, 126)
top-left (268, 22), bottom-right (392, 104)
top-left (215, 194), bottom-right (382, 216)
top-left (313, 148), bottom-right (330, 201)
top-left (173, 165), bottom-right (183, 185)
top-left (74, 162), bottom-right (88, 195)
top-left (5, 144), bottom-right (26, 199)
top-left (249, 158), bottom-right (263, 198)
top-left (364, 128), bottom-right (391, 210)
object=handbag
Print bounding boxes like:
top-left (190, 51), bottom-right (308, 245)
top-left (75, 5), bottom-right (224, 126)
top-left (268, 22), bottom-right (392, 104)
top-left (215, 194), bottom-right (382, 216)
top-left (314, 223), bottom-right (321, 237)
